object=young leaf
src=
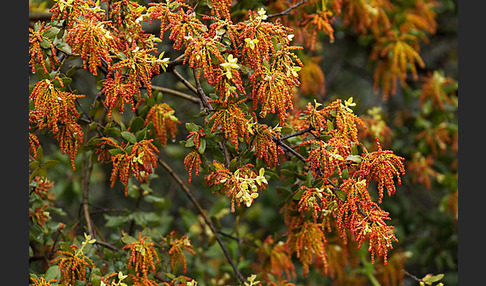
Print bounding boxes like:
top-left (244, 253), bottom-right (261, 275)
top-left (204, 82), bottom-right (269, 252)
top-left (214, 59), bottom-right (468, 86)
top-left (121, 131), bottom-right (137, 144)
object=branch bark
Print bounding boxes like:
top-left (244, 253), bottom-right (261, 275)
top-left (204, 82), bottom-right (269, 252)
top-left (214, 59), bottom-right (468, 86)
top-left (151, 85), bottom-right (200, 103)
top-left (81, 149), bottom-right (95, 238)
top-left (157, 157), bottom-right (247, 283)
top-left (267, 0), bottom-right (308, 19)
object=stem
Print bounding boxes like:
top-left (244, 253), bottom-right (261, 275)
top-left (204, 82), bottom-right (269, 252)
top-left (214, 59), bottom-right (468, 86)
top-left (151, 85), bottom-right (200, 103)
top-left (192, 70), bottom-right (230, 166)
top-left (401, 269), bottom-right (425, 284)
top-left (171, 69), bottom-right (198, 95)
top-left (157, 157), bottom-right (247, 283)
top-left (279, 126), bottom-right (314, 141)
top-left (267, 0), bottom-right (308, 19)
top-left (81, 150), bottom-right (95, 238)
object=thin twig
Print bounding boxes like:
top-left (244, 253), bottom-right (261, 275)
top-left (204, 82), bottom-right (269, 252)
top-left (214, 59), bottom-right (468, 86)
top-left (192, 71), bottom-right (231, 167)
top-left (81, 149), bottom-right (95, 238)
top-left (29, 12), bottom-right (53, 22)
top-left (151, 85), bottom-right (200, 103)
top-left (401, 269), bottom-right (425, 284)
top-left (193, 71), bottom-right (211, 109)
top-left (157, 157), bottom-right (247, 283)
top-left (171, 69), bottom-right (198, 95)
top-left (279, 126), bottom-right (314, 141)
top-left (166, 54), bottom-right (185, 71)
top-left (267, 0), bottom-right (308, 19)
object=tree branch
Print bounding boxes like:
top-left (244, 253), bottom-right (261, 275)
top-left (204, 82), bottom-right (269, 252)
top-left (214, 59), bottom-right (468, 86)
top-left (81, 149), bottom-right (95, 238)
top-left (157, 157), bottom-right (247, 283)
top-left (151, 85), bottom-right (200, 103)
top-left (267, 0), bottom-right (308, 19)
top-left (29, 12), bottom-right (53, 22)
top-left (171, 69), bottom-right (198, 95)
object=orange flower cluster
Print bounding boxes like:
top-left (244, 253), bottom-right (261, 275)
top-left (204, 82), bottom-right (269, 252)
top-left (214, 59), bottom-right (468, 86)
top-left (65, 18), bottom-right (114, 76)
top-left (250, 66), bottom-right (297, 124)
top-left (295, 186), bottom-right (334, 223)
top-left (29, 22), bottom-right (58, 74)
top-left (205, 162), bottom-right (268, 212)
top-left (208, 100), bottom-right (249, 150)
top-left (29, 79), bottom-right (85, 169)
top-left (300, 140), bottom-right (347, 179)
top-left (238, 9), bottom-right (293, 70)
top-left (122, 233), bottom-right (160, 279)
top-left (322, 99), bottom-right (366, 144)
top-left (359, 139), bottom-right (405, 202)
top-left (101, 69), bottom-right (140, 118)
top-left (371, 32), bottom-right (425, 97)
top-left (145, 103), bottom-right (180, 146)
top-left (257, 235), bottom-right (296, 282)
top-left (97, 138), bottom-right (159, 195)
top-left (184, 151), bottom-right (202, 183)
top-left (29, 132), bottom-right (40, 159)
top-left (50, 244), bottom-right (94, 285)
top-left (183, 36), bottom-right (225, 86)
top-left (285, 220), bottom-right (328, 276)
top-left (250, 124), bottom-right (283, 167)
top-left (49, 0), bottom-right (103, 29)
top-left (407, 152), bottom-right (438, 190)
top-left (343, 0), bottom-right (393, 37)
top-left (30, 275), bottom-right (57, 286)
top-left (104, 45), bottom-right (162, 111)
top-left (335, 178), bottom-right (397, 264)
top-left (301, 10), bottom-right (335, 49)
top-left (420, 70), bottom-right (457, 110)
top-left (162, 231), bottom-right (196, 274)
top-left (148, 1), bottom-right (206, 50)
top-left (29, 204), bottom-right (50, 227)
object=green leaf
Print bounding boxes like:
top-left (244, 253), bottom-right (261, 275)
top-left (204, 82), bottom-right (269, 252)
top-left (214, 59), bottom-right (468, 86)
top-left (185, 122), bottom-right (199, 132)
top-left (29, 161), bottom-right (40, 170)
top-left (422, 274), bottom-right (444, 283)
top-left (44, 265), bottom-right (61, 281)
top-left (292, 189), bottom-right (304, 201)
top-left (130, 117), bottom-right (145, 133)
top-left (185, 137), bottom-right (195, 148)
top-left (104, 127), bottom-right (121, 138)
top-left (121, 234), bottom-right (138, 244)
top-left (108, 149), bottom-right (123, 156)
top-left (136, 128), bottom-right (147, 142)
top-left (55, 42), bottom-right (71, 54)
top-left (104, 215), bottom-right (130, 228)
top-left (43, 27), bottom-right (60, 38)
top-left (346, 155), bottom-right (362, 163)
top-left (327, 119), bottom-right (334, 130)
top-left (198, 139), bottom-right (206, 154)
top-left (121, 131), bottom-right (137, 144)
top-left (43, 160), bottom-right (60, 168)
top-left (334, 189), bottom-right (348, 201)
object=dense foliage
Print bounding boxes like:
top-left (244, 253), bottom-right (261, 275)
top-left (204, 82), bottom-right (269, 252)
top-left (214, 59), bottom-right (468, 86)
top-left (28, 0), bottom-right (457, 285)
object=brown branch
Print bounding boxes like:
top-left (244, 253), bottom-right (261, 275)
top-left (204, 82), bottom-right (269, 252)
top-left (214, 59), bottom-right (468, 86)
top-left (171, 69), bottom-right (198, 95)
top-left (267, 0), bottom-right (308, 19)
top-left (157, 157), bottom-right (247, 283)
top-left (29, 12), bottom-right (53, 22)
top-left (192, 71), bottom-right (231, 167)
top-left (401, 269), bottom-right (425, 284)
top-left (151, 85), bottom-right (200, 103)
top-left (81, 149), bottom-right (95, 238)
